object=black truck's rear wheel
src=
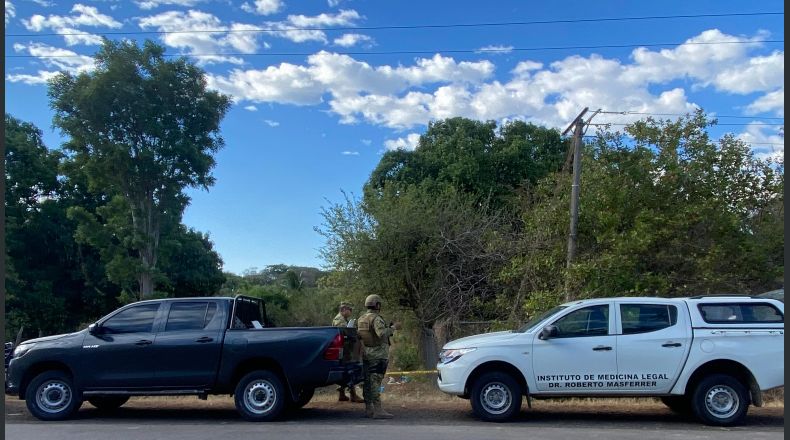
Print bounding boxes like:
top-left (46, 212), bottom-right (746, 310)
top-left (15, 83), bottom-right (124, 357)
top-left (88, 396), bottom-right (130, 411)
top-left (25, 371), bottom-right (82, 421)
top-left (234, 370), bottom-right (286, 422)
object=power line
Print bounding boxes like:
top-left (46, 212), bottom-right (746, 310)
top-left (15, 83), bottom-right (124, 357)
top-left (599, 110), bottom-right (784, 120)
top-left (5, 11), bottom-right (784, 38)
top-left (582, 135), bottom-right (784, 146)
top-left (5, 39), bottom-right (783, 59)
top-left (591, 122), bottom-right (784, 126)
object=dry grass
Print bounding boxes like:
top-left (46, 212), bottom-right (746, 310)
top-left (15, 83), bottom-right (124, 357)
top-left (117, 378), bottom-right (784, 409)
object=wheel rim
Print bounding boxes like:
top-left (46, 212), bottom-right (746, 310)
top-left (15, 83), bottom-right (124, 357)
top-left (704, 385), bottom-right (740, 419)
top-left (480, 382), bottom-right (512, 415)
top-left (243, 380), bottom-right (277, 415)
top-left (36, 381), bottom-right (72, 414)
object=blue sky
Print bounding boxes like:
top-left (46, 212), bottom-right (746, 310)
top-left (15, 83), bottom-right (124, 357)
top-left (4, 0), bottom-right (785, 274)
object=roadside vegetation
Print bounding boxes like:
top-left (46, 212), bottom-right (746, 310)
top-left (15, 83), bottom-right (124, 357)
top-left (5, 40), bottom-right (784, 376)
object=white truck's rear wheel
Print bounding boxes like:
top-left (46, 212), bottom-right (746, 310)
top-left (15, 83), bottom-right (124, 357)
top-left (691, 374), bottom-right (749, 426)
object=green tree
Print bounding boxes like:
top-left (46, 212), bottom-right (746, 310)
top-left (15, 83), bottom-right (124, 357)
top-left (49, 39), bottom-right (231, 299)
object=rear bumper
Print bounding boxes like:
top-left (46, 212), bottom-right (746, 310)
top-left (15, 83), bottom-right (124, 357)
top-left (326, 362), bottom-right (363, 387)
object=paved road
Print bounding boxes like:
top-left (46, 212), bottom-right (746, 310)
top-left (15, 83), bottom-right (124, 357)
top-left (5, 399), bottom-right (784, 440)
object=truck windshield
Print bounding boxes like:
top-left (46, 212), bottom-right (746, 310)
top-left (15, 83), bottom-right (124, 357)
top-left (513, 305), bottom-right (567, 333)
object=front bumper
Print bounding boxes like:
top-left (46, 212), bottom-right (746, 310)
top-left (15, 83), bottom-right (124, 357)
top-left (5, 359), bottom-right (20, 395)
top-left (436, 360), bottom-right (468, 395)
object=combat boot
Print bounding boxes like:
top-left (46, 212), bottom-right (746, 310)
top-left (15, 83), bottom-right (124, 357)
top-left (338, 389), bottom-right (349, 402)
top-left (372, 402), bottom-right (394, 419)
top-left (364, 402), bottom-right (374, 418)
top-left (349, 387), bottom-right (365, 403)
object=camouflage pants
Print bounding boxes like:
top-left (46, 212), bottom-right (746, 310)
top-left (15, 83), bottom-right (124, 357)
top-left (362, 359), bottom-right (388, 405)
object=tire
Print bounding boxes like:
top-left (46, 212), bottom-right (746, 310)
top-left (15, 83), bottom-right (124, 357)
top-left (289, 387), bottom-right (315, 410)
top-left (690, 374), bottom-right (750, 426)
top-left (87, 396), bottom-right (130, 411)
top-left (24, 371), bottom-right (82, 421)
top-left (469, 371), bottom-right (523, 422)
top-left (234, 370), bottom-right (287, 422)
top-left (660, 396), bottom-right (692, 416)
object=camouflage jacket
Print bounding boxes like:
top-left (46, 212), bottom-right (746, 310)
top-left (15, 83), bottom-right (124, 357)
top-left (332, 313), bottom-right (348, 327)
top-left (356, 311), bottom-right (393, 361)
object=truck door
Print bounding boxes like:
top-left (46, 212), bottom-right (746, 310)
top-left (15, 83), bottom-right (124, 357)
top-left (614, 302), bottom-right (691, 393)
top-left (531, 303), bottom-right (618, 393)
top-left (150, 301), bottom-right (224, 388)
top-left (80, 303), bottom-right (162, 388)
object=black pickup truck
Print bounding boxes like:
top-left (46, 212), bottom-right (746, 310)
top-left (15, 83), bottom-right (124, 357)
top-left (6, 296), bottom-right (361, 421)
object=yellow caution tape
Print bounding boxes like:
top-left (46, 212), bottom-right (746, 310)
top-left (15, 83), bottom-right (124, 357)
top-left (384, 370), bottom-right (438, 375)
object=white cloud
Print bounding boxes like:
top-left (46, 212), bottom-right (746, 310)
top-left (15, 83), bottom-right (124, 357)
top-left (244, 105), bottom-right (258, 111)
top-left (736, 123), bottom-right (785, 161)
top-left (476, 45), bottom-right (514, 54)
top-left (206, 51), bottom-right (494, 110)
top-left (746, 89), bottom-right (784, 117)
top-left (713, 52), bottom-right (784, 94)
top-left (327, 0), bottom-right (342, 6)
top-left (135, 0), bottom-right (204, 9)
top-left (341, 150), bottom-right (359, 155)
top-left (23, 4), bottom-right (122, 46)
top-left (31, 0), bottom-right (54, 7)
top-left (7, 42), bottom-right (95, 84)
top-left (361, 139), bottom-right (372, 146)
top-left (208, 29), bottom-right (783, 132)
top-left (139, 10), bottom-right (264, 65)
top-left (333, 33), bottom-right (374, 47)
top-left (265, 9), bottom-right (362, 44)
top-left (241, 0), bottom-right (283, 15)
top-left (5, 1), bottom-right (15, 24)
top-left (384, 133), bottom-right (421, 151)
top-left (264, 119), bottom-right (280, 127)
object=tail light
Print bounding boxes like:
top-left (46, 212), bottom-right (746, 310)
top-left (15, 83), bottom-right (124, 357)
top-left (324, 333), bottom-right (344, 360)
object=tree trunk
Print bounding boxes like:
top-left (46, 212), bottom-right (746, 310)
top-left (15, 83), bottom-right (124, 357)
top-left (132, 195), bottom-right (160, 300)
top-left (418, 326), bottom-right (438, 370)
top-left (139, 272), bottom-right (154, 299)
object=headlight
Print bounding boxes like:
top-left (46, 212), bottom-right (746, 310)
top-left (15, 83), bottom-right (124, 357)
top-left (12, 343), bottom-right (35, 358)
top-left (439, 348), bottom-right (476, 364)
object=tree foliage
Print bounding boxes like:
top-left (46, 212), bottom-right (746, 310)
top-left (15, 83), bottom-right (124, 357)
top-left (319, 113), bottom-right (784, 368)
top-left (49, 39), bottom-right (231, 298)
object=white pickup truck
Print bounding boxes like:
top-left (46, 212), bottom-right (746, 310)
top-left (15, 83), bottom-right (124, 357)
top-left (437, 296), bottom-right (784, 426)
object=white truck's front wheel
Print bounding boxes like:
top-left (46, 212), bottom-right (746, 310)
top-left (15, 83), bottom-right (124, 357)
top-left (469, 371), bottom-right (522, 422)
top-left (691, 374), bottom-right (750, 426)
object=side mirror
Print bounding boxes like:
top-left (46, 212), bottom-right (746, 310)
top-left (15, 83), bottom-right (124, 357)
top-left (539, 325), bottom-right (559, 340)
top-left (88, 323), bottom-right (100, 335)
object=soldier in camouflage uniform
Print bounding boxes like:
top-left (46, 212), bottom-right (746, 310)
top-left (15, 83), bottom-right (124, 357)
top-left (356, 294), bottom-right (401, 419)
top-left (332, 301), bottom-right (364, 403)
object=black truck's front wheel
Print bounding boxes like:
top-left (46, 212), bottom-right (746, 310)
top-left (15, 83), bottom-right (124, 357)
top-left (25, 371), bottom-right (82, 421)
top-left (234, 370), bottom-right (286, 422)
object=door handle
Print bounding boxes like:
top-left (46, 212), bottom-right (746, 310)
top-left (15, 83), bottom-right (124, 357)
top-left (195, 337), bottom-right (214, 343)
top-left (662, 342), bottom-right (682, 347)
top-left (592, 346), bottom-right (612, 351)
top-left (135, 339), bottom-right (153, 346)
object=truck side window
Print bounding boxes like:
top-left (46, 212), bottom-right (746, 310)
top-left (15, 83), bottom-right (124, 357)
top-left (620, 304), bottom-right (678, 335)
top-left (551, 305), bottom-right (609, 337)
top-left (698, 303), bottom-right (784, 324)
top-left (102, 304), bottom-right (160, 334)
top-left (166, 302), bottom-right (215, 332)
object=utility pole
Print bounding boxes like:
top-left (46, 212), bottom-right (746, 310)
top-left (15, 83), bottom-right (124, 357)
top-left (561, 107), bottom-right (598, 302)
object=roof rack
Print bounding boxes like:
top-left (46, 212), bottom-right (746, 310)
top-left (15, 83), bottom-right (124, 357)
top-left (687, 294), bottom-right (760, 299)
